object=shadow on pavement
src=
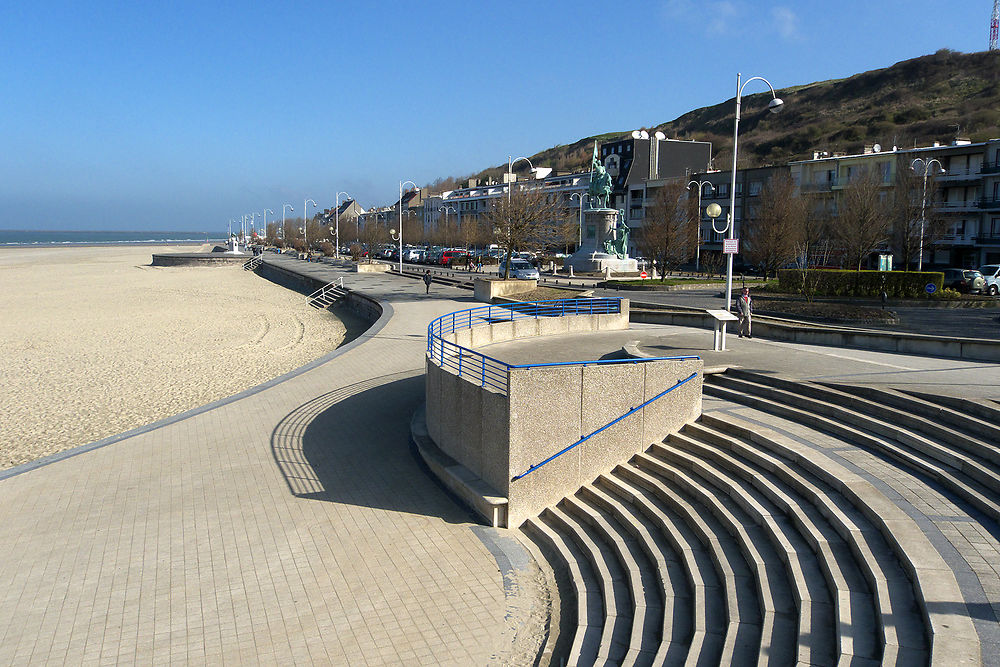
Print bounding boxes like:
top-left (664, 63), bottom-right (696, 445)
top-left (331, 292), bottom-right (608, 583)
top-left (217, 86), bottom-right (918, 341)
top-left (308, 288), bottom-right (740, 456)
top-left (269, 372), bottom-right (473, 524)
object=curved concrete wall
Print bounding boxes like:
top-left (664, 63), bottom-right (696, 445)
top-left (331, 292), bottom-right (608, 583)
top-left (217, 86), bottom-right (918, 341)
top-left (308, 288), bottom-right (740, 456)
top-left (425, 304), bottom-right (703, 527)
top-left (151, 253), bottom-right (248, 267)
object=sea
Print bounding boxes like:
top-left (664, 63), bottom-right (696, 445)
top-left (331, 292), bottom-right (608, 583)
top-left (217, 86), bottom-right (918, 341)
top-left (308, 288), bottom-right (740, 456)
top-left (0, 230), bottom-right (225, 247)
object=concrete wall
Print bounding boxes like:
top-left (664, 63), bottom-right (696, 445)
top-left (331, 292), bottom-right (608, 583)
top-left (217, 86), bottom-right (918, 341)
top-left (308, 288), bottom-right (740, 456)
top-left (151, 253), bottom-right (248, 267)
top-left (424, 301), bottom-right (703, 527)
top-left (505, 358), bottom-right (702, 526)
top-left (255, 260), bottom-right (382, 326)
top-left (630, 306), bottom-right (1000, 363)
top-left (474, 278), bottom-right (537, 302)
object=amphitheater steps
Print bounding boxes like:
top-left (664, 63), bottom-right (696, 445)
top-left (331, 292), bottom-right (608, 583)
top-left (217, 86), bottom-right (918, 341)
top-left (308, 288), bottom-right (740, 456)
top-left (705, 373), bottom-right (1000, 525)
top-left (900, 388), bottom-right (1000, 426)
top-left (517, 370), bottom-right (985, 665)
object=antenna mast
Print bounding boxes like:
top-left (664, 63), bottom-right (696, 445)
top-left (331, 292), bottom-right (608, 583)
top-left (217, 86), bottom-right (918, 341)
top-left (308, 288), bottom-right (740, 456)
top-left (992, 0), bottom-right (999, 50)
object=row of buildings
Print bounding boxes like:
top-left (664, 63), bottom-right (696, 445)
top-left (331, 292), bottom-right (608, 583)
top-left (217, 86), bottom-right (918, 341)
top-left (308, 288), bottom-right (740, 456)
top-left (323, 134), bottom-right (1000, 269)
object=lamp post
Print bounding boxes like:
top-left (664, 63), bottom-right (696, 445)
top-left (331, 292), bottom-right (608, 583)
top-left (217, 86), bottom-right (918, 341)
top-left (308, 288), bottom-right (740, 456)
top-left (911, 157), bottom-right (946, 271)
top-left (397, 180), bottom-right (420, 273)
top-left (250, 212), bottom-right (260, 243)
top-left (303, 198), bottom-right (317, 249)
top-left (632, 129), bottom-right (667, 179)
top-left (334, 191), bottom-right (351, 258)
top-left (724, 73), bottom-right (784, 315)
top-left (281, 204), bottom-right (294, 242)
top-left (507, 155), bottom-right (535, 203)
top-left (686, 180), bottom-right (715, 273)
top-left (569, 192), bottom-right (589, 247)
top-left (390, 210), bottom-right (416, 271)
top-left (439, 205), bottom-right (456, 245)
top-left (263, 208), bottom-right (274, 244)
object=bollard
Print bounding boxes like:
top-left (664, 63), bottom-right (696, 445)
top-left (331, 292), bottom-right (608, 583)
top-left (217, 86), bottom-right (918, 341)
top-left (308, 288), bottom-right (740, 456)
top-left (568, 266), bottom-right (574, 278)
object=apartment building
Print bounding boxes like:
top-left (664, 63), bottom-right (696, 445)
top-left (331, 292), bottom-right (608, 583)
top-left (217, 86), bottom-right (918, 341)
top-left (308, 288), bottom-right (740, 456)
top-left (790, 140), bottom-right (1000, 267)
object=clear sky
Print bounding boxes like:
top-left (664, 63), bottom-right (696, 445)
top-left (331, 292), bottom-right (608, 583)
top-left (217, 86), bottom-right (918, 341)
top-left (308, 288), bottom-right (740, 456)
top-left (1, 1), bottom-right (994, 232)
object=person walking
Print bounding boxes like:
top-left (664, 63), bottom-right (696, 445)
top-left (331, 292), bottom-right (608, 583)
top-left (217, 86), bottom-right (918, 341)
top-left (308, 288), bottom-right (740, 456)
top-left (737, 287), bottom-right (752, 338)
top-left (423, 269), bottom-right (433, 295)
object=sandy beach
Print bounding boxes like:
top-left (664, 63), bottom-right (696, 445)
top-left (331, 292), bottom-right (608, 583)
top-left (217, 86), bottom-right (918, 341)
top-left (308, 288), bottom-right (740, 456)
top-left (0, 245), bottom-right (355, 470)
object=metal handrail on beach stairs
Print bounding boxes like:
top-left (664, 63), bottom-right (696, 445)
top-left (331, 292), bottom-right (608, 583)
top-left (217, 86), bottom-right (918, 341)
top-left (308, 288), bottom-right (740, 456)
top-left (242, 255), bottom-right (262, 271)
top-left (307, 278), bottom-right (347, 309)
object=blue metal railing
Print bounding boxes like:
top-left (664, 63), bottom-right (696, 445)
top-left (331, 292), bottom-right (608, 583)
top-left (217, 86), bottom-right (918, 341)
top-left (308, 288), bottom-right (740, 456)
top-left (426, 298), bottom-right (700, 395)
top-left (511, 371), bottom-right (699, 481)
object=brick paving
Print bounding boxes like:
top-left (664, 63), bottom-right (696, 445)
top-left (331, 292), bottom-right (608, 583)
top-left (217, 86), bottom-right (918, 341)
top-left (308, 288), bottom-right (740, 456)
top-left (0, 258), bottom-right (504, 665)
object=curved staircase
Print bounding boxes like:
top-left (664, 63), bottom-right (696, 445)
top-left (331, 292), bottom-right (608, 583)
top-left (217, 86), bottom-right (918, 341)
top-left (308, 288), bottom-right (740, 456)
top-left (519, 370), bottom-right (990, 666)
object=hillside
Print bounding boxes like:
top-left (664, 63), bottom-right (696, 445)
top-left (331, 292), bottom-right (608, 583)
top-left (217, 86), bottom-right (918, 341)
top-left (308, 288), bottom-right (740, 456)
top-left (433, 49), bottom-right (1000, 187)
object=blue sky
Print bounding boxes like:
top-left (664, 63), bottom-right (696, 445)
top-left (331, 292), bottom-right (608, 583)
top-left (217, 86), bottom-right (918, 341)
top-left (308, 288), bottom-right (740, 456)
top-left (0, 1), bottom-right (994, 231)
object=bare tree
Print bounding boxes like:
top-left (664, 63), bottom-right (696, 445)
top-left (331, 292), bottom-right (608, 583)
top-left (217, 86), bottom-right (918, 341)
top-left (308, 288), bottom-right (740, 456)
top-left (833, 168), bottom-right (892, 271)
top-left (484, 187), bottom-right (561, 279)
top-left (357, 215), bottom-right (387, 263)
top-left (637, 180), bottom-right (696, 281)
top-left (743, 172), bottom-right (806, 278)
top-left (793, 196), bottom-right (834, 300)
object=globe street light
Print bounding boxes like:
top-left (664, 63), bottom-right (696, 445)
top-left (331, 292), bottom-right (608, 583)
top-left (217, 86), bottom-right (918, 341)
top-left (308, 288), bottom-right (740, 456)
top-left (396, 181), bottom-right (420, 273)
top-left (390, 210), bottom-right (416, 271)
top-left (439, 205), bottom-right (456, 243)
top-left (725, 73), bottom-right (784, 315)
top-left (334, 191), bottom-right (351, 258)
top-left (687, 180), bottom-right (715, 273)
top-left (281, 204), bottom-right (293, 242)
top-left (910, 157), bottom-right (946, 271)
top-left (303, 198), bottom-right (317, 249)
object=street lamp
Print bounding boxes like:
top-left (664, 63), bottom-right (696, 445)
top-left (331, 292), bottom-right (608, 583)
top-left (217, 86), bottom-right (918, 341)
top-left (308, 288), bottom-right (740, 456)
top-left (507, 156), bottom-right (535, 203)
top-left (911, 157), bottom-right (946, 271)
top-left (569, 192), bottom-right (590, 246)
top-left (724, 73), bottom-right (784, 316)
top-left (390, 210), bottom-right (416, 271)
top-left (439, 205), bottom-right (456, 244)
top-left (281, 204), bottom-right (293, 242)
top-left (303, 198), bottom-right (317, 248)
top-left (687, 180), bottom-right (715, 273)
top-left (633, 129), bottom-right (667, 179)
top-left (334, 191), bottom-right (351, 258)
top-left (250, 212), bottom-right (260, 242)
top-left (397, 180), bottom-right (420, 273)
top-left (263, 208), bottom-right (274, 243)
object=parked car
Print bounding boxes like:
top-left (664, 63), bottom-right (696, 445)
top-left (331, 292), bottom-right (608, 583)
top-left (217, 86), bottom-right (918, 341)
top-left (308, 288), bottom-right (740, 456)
top-left (943, 268), bottom-right (985, 294)
top-left (440, 250), bottom-right (469, 267)
top-left (499, 258), bottom-right (540, 280)
top-left (978, 264), bottom-right (1000, 296)
top-left (402, 248), bottom-right (424, 263)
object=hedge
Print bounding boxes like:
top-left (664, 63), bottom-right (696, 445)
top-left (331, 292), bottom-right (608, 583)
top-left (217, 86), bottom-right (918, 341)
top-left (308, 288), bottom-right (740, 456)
top-left (777, 269), bottom-right (945, 298)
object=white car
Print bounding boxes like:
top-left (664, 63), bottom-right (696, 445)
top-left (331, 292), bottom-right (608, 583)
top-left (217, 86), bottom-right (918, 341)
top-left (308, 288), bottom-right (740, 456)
top-left (499, 258), bottom-right (540, 280)
top-left (979, 264), bottom-right (1000, 296)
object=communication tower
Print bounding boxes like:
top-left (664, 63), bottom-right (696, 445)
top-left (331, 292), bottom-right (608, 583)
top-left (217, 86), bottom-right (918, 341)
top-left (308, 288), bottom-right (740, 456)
top-left (992, 0), bottom-right (999, 50)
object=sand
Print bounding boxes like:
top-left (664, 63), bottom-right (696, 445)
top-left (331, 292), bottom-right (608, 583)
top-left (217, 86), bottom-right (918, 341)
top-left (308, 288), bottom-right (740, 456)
top-left (0, 245), bottom-right (354, 470)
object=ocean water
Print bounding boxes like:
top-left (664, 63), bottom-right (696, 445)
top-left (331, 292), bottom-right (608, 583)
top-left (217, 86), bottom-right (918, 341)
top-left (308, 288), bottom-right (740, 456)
top-left (0, 230), bottom-right (224, 246)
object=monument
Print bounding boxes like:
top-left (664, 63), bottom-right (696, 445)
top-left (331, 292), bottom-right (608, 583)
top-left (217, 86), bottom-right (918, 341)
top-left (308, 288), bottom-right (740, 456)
top-left (566, 142), bottom-right (639, 275)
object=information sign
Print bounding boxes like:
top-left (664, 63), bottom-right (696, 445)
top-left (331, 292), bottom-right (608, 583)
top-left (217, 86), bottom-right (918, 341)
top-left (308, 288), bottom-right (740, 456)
top-left (723, 238), bottom-right (740, 255)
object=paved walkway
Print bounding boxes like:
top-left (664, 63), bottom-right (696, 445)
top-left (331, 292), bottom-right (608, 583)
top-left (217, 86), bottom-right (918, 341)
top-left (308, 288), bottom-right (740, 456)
top-left (0, 258), bottom-right (506, 665)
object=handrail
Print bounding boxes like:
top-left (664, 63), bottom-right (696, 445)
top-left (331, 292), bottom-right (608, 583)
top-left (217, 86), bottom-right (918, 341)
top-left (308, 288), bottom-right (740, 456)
top-left (511, 371), bottom-right (699, 481)
top-left (307, 277), bottom-right (344, 301)
top-left (426, 298), bottom-right (699, 395)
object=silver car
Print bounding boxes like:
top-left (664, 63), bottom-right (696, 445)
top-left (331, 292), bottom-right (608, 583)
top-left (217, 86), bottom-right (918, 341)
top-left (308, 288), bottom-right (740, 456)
top-left (499, 258), bottom-right (540, 280)
top-left (979, 264), bottom-right (1000, 296)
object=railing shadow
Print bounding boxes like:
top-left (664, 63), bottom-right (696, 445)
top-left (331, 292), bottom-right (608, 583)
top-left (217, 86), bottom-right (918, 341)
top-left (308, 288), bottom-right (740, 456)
top-left (269, 372), bottom-right (474, 524)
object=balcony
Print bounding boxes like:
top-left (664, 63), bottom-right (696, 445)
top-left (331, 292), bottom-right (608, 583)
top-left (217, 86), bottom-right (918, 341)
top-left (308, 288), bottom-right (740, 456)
top-left (979, 162), bottom-right (1000, 175)
top-left (974, 235), bottom-right (1000, 245)
top-left (977, 198), bottom-right (1000, 209)
top-left (938, 167), bottom-right (981, 182)
top-left (935, 201), bottom-right (980, 213)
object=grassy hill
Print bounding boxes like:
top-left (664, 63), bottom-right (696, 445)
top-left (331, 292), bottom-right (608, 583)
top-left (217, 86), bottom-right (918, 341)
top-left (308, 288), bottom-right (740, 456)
top-left (435, 49), bottom-right (1000, 187)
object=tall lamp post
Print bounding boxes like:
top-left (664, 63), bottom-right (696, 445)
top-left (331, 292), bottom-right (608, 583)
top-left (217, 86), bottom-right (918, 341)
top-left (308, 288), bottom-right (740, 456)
top-left (396, 180), bottom-right (420, 273)
top-left (911, 157), bottom-right (945, 271)
top-left (569, 192), bottom-right (589, 247)
top-left (686, 180), bottom-right (715, 273)
top-left (439, 205), bottom-right (456, 245)
top-left (724, 73), bottom-right (784, 314)
top-left (281, 204), bottom-right (293, 242)
top-left (303, 198), bottom-right (317, 248)
top-left (334, 191), bottom-right (351, 258)
top-left (391, 210), bottom-right (416, 271)
top-left (263, 208), bottom-right (274, 244)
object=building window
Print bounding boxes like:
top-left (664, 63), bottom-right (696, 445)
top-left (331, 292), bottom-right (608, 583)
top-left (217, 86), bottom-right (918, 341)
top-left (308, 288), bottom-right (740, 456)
top-left (748, 181), bottom-right (762, 196)
top-left (716, 183), bottom-right (728, 197)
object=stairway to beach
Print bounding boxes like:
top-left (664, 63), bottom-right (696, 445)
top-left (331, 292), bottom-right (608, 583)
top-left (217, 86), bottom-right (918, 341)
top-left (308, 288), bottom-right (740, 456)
top-left (519, 369), bottom-right (994, 666)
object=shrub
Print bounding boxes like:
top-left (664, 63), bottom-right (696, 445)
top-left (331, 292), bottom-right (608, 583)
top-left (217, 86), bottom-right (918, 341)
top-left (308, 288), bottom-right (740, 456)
top-left (778, 269), bottom-right (944, 298)
top-left (318, 241), bottom-right (334, 256)
top-left (290, 238), bottom-right (306, 252)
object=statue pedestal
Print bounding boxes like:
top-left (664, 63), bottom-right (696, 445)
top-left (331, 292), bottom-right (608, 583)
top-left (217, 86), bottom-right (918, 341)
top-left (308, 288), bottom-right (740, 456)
top-left (567, 208), bottom-right (638, 274)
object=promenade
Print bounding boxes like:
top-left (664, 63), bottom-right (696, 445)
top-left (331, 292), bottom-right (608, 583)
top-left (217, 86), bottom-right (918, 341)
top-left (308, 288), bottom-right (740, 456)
top-left (1, 256), bottom-right (997, 665)
top-left (0, 257), bottom-right (511, 665)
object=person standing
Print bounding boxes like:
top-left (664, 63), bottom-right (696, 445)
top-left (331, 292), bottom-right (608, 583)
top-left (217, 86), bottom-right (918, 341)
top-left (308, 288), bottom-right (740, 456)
top-left (423, 269), bottom-right (433, 294)
top-left (737, 287), bottom-right (752, 338)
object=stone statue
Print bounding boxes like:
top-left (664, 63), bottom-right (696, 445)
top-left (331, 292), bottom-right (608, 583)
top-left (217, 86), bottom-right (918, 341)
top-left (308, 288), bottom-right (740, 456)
top-left (603, 217), bottom-right (630, 259)
top-left (587, 141), bottom-right (613, 209)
